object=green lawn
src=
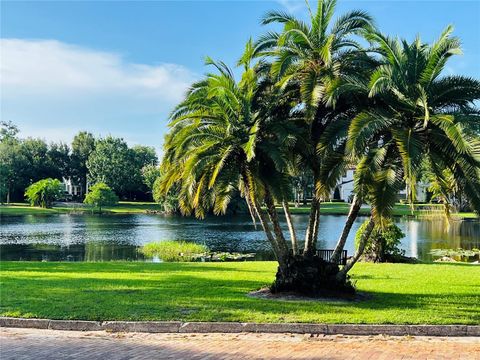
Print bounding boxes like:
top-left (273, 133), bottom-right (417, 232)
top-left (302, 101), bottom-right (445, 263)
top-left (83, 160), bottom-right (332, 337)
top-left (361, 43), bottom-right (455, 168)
top-left (1, 261), bottom-right (479, 324)
top-left (288, 202), bottom-right (476, 219)
top-left (0, 202), bottom-right (162, 216)
top-left (1, 201), bottom-right (477, 218)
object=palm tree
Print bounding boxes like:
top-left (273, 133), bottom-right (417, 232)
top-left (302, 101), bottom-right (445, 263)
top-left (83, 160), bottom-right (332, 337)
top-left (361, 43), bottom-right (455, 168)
top-left (360, 27), bottom-right (480, 212)
top-left (256, 0), bottom-right (375, 255)
top-left (159, 49), bottom-right (296, 269)
top-left (332, 27), bottom-right (480, 270)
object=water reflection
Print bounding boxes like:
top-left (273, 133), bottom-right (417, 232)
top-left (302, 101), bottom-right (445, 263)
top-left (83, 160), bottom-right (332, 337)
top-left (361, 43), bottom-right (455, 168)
top-left (1, 214), bottom-right (478, 262)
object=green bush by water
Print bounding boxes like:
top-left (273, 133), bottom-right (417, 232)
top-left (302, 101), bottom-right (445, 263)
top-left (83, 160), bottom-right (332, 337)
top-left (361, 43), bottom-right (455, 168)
top-left (141, 241), bottom-right (208, 262)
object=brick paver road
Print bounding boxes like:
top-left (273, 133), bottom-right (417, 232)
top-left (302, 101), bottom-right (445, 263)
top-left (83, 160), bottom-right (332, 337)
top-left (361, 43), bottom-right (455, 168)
top-left (1, 328), bottom-right (479, 359)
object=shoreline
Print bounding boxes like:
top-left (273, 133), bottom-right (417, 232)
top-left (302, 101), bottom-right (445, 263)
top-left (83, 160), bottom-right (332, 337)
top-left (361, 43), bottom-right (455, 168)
top-left (1, 202), bottom-right (477, 219)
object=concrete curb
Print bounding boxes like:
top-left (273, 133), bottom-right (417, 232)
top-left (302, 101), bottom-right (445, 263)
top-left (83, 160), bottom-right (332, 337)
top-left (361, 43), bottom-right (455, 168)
top-left (0, 317), bottom-right (478, 337)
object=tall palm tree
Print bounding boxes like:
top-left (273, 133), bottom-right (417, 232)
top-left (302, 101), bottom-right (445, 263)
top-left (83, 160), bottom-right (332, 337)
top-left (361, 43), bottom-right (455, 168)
top-left (256, 0), bottom-right (375, 255)
top-left (332, 27), bottom-right (480, 269)
top-left (159, 50), bottom-right (296, 268)
top-left (357, 27), bottom-right (480, 213)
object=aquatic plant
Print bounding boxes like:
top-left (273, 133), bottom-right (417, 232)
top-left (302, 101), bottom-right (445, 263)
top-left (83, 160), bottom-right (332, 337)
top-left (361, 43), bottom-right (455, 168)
top-left (140, 241), bottom-right (209, 262)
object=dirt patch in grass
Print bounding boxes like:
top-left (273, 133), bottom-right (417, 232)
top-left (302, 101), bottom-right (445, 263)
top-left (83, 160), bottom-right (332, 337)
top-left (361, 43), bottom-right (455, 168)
top-left (247, 287), bottom-right (372, 303)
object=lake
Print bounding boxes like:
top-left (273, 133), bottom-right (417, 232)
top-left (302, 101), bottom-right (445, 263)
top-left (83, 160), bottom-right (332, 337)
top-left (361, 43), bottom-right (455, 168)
top-left (1, 213), bottom-right (479, 262)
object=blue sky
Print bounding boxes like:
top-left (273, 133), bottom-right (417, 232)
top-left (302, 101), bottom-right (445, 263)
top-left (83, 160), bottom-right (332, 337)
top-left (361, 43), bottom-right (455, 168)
top-left (1, 0), bottom-right (479, 154)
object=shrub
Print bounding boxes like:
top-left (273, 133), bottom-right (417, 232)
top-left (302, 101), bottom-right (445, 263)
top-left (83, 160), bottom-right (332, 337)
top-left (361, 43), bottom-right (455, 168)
top-left (25, 178), bottom-right (63, 208)
top-left (140, 241), bottom-right (208, 262)
top-left (84, 182), bottom-right (118, 213)
top-left (356, 221), bottom-right (405, 262)
top-left (152, 177), bottom-right (179, 214)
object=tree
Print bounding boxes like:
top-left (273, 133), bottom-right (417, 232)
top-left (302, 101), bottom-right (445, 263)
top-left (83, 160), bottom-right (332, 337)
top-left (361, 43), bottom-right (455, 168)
top-left (141, 164), bottom-right (161, 191)
top-left (158, 40), bottom-right (359, 295)
top-left (256, 0), bottom-right (375, 257)
top-left (131, 145), bottom-right (159, 198)
top-left (159, 53), bottom-right (293, 259)
top-left (1, 123), bottom-right (73, 202)
top-left (132, 145), bottom-right (158, 168)
top-left (24, 178), bottom-right (63, 208)
top-left (46, 142), bottom-right (71, 180)
top-left (158, 0), bottom-right (480, 297)
top-left (360, 222), bottom-right (405, 263)
top-left (71, 132), bottom-right (96, 194)
top-left (332, 27), bottom-right (480, 273)
top-left (0, 121), bottom-right (19, 141)
top-left (152, 177), bottom-right (179, 214)
top-left (0, 123), bottom-right (27, 203)
top-left (83, 182), bottom-right (118, 213)
top-left (86, 137), bottom-right (157, 199)
top-left (86, 136), bottom-right (136, 197)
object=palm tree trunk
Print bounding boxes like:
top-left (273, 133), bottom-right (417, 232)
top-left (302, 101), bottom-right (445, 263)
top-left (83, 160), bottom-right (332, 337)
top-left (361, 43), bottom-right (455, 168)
top-left (241, 173), bottom-right (285, 266)
top-left (331, 194), bottom-right (361, 263)
top-left (282, 201), bottom-right (298, 254)
top-left (245, 193), bottom-right (258, 229)
top-left (337, 217), bottom-right (375, 280)
top-left (303, 197), bottom-right (320, 256)
top-left (264, 190), bottom-right (290, 261)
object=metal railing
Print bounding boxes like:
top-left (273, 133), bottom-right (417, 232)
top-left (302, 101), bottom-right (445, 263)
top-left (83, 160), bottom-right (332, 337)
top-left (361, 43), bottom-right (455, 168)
top-left (316, 249), bottom-right (348, 265)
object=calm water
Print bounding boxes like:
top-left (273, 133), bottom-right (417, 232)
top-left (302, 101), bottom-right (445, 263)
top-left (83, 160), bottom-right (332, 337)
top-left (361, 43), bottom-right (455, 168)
top-left (1, 213), bottom-right (479, 262)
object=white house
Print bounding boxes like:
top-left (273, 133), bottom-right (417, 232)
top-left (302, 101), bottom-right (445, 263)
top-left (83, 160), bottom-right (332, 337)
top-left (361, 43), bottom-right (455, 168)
top-left (62, 177), bottom-right (83, 197)
top-left (398, 182), bottom-right (429, 203)
top-left (331, 169), bottom-right (430, 203)
top-left (331, 168), bottom-right (355, 202)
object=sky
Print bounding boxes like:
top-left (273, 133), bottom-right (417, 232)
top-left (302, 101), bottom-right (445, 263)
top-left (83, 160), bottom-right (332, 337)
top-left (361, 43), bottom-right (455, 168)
top-left (1, 0), bottom-right (479, 155)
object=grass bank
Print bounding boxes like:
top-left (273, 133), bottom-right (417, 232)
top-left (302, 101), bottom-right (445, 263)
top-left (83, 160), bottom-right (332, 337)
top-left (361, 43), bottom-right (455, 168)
top-left (288, 202), bottom-right (477, 219)
top-left (1, 261), bottom-right (478, 324)
top-left (0, 202), bottom-right (162, 216)
top-left (1, 202), bottom-right (477, 219)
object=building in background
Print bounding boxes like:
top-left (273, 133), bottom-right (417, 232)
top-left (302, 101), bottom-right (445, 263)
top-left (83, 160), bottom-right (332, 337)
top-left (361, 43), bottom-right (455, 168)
top-left (62, 177), bottom-right (83, 198)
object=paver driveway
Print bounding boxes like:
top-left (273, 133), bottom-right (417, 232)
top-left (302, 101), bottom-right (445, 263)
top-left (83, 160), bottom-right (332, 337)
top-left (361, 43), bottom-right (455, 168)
top-left (1, 328), bottom-right (479, 359)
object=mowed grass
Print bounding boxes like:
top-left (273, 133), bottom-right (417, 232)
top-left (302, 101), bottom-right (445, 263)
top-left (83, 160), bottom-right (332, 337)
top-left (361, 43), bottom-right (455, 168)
top-left (288, 202), bottom-right (477, 219)
top-left (0, 202), bottom-right (162, 216)
top-left (1, 201), bottom-right (477, 218)
top-left (1, 261), bottom-right (479, 324)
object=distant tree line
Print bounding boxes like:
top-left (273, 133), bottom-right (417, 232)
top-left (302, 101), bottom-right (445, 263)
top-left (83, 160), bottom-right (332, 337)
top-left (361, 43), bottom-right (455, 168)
top-left (0, 121), bottom-right (159, 203)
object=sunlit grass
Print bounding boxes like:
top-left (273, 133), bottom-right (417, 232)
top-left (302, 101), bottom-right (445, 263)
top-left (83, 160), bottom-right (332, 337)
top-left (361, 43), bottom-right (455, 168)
top-left (1, 261), bottom-right (478, 324)
top-left (1, 201), bottom-right (476, 218)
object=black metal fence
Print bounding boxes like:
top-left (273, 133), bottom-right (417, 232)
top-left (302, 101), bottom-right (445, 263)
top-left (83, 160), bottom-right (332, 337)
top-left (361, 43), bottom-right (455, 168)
top-left (316, 249), bottom-right (348, 265)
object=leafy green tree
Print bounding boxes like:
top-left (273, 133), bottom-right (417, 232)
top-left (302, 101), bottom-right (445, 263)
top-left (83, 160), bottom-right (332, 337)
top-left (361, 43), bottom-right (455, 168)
top-left (141, 164), bottom-right (161, 190)
top-left (86, 136), bottom-right (136, 197)
top-left (131, 145), bottom-right (159, 198)
top-left (20, 138), bottom-right (51, 180)
top-left (1, 123), bottom-right (70, 203)
top-left (132, 145), bottom-right (158, 168)
top-left (86, 137), bottom-right (157, 199)
top-left (46, 142), bottom-right (71, 180)
top-left (71, 132), bottom-right (96, 193)
top-left (24, 178), bottom-right (63, 208)
top-left (83, 182), bottom-right (118, 213)
top-left (0, 121), bottom-right (19, 141)
top-left (0, 123), bottom-right (27, 203)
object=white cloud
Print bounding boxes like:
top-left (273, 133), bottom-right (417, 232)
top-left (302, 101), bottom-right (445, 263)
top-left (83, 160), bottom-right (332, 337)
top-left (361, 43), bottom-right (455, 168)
top-left (1, 39), bottom-right (195, 102)
top-left (0, 39), bottom-right (198, 154)
top-left (276, 0), bottom-right (304, 13)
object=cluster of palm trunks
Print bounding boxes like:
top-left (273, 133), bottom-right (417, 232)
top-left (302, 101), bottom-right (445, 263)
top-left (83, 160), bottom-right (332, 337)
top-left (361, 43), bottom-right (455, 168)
top-left (271, 255), bottom-right (355, 297)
